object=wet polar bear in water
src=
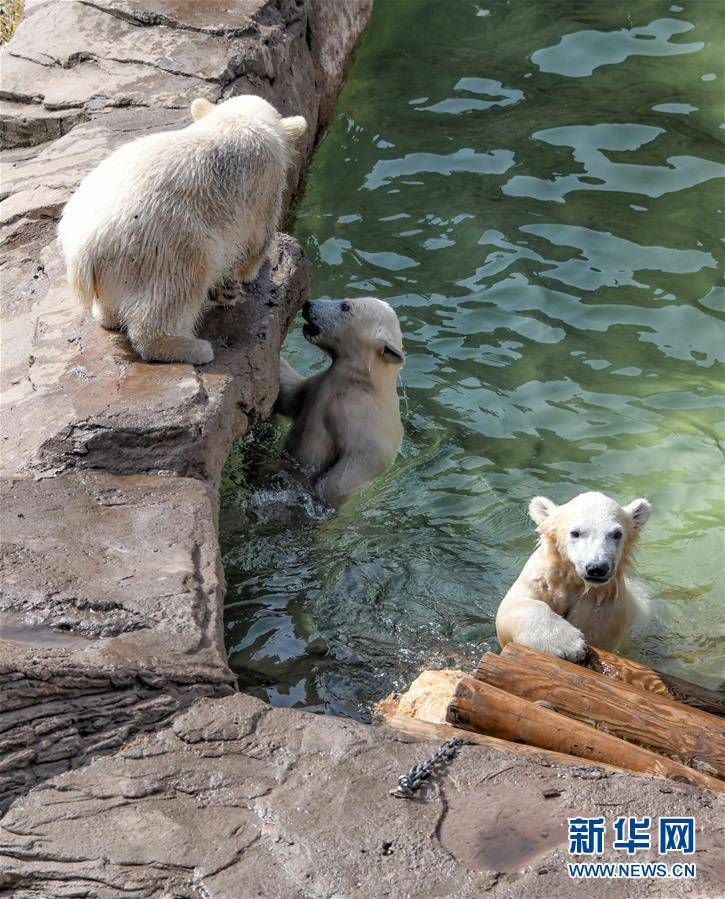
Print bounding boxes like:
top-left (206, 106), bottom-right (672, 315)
top-left (58, 95), bottom-right (307, 364)
top-left (275, 297), bottom-right (405, 506)
top-left (496, 491), bottom-right (651, 661)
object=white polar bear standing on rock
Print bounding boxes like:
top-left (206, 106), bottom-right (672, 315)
top-left (496, 491), bottom-right (651, 661)
top-left (58, 95), bottom-right (307, 365)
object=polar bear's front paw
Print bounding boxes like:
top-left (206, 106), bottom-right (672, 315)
top-left (207, 279), bottom-right (238, 306)
top-left (235, 255), bottom-right (265, 284)
top-left (183, 338), bottom-right (214, 366)
top-left (548, 627), bottom-right (587, 662)
top-left (518, 618), bottom-right (587, 663)
top-left (132, 335), bottom-right (214, 366)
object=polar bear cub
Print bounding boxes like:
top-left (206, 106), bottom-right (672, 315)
top-left (275, 297), bottom-right (405, 506)
top-left (496, 491), bottom-right (651, 661)
top-left (58, 95), bottom-right (307, 364)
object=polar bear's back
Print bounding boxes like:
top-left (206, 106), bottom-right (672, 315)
top-left (60, 122), bottom-right (275, 242)
top-left (58, 116), bottom-right (285, 303)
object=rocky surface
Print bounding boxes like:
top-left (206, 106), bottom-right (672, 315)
top-left (1, 232), bottom-right (308, 482)
top-left (1, 694), bottom-right (722, 898)
top-left (0, 0), bottom-right (372, 814)
top-left (0, 470), bottom-right (235, 804)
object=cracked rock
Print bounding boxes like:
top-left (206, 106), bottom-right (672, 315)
top-left (0, 0), bottom-right (371, 816)
top-left (0, 694), bottom-right (722, 898)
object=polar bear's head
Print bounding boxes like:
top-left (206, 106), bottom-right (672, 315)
top-left (190, 95), bottom-right (307, 151)
top-left (301, 297), bottom-right (405, 369)
top-left (529, 491), bottom-right (651, 586)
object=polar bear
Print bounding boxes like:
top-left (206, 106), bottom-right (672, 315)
top-left (275, 297), bottom-right (405, 506)
top-left (496, 491), bottom-right (651, 661)
top-left (57, 95), bottom-right (307, 364)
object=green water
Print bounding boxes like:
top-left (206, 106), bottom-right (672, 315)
top-left (221, 0), bottom-right (725, 717)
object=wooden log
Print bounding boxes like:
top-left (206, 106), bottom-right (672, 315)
top-left (479, 644), bottom-right (725, 777)
top-left (477, 645), bottom-right (724, 777)
top-left (584, 644), bottom-right (725, 717)
top-left (385, 715), bottom-right (627, 775)
top-left (450, 674), bottom-right (724, 794)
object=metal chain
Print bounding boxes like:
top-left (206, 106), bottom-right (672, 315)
top-left (390, 737), bottom-right (469, 799)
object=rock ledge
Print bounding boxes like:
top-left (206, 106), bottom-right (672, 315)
top-left (0, 0), bottom-right (372, 811)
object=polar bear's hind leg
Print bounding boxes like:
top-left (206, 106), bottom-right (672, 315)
top-left (91, 299), bottom-right (120, 331)
top-left (129, 331), bottom-right (214, 365)
top-left (125, 297), bottom-right (213, 365)
top-left (236, 251), bottom-right (266, 284)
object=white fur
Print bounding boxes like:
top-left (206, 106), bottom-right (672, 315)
top-left (496, 491), bottom-right (651, 661)
top-left (275, 297), bottom-right (405, 506)
top-left (58, 95), bottom-right (307, 364)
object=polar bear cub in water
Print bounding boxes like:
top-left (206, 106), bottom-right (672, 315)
top-left (58, 95), bottom-right (307, 364)
top-left (275, 297), bottom-right (405, 506)
top-left (496, 491), bottom-right (651, 661)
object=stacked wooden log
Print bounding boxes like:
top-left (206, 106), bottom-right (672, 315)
top-left (382, 644), bottom-right (725, 794)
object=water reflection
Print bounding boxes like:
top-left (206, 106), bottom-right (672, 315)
top-left (532, 18), bottom-right (703, 78)
top-left (503, 123), bottom-right (722, 201)
top-left (364, 147), bottom-right (516, 190)
top-left (416, 77), bottom-right (525, 115)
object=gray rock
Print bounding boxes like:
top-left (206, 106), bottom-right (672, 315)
top-left (0, 100), bottom-right (88, 152)
top-left (0, 694), bottom-right (722, 898)
top-left (0, 469), bottom-right (236, 805)
top-left (0, 0), bottom-right (371, 815)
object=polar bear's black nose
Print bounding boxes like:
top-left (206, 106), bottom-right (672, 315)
top-left (586, 563), bottom-right (610, 580)
top-left (302, 301), bottom-right (311, 319)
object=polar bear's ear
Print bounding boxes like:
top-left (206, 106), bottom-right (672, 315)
top-left (623, 498), bottom-right (651, 530)
top-left (282, 115), bottom-right (308, 143)
top-left (529, 496), bottom-right (557, 525)
top-left (191, 98), bottom-right (215, 121)
top-left (380, 342), bottom-right (405, 365)
top-left (375, 322), bottom-right (405, 366)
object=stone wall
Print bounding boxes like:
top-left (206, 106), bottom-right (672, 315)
top-left (0, 0), bottom-right (372, 812)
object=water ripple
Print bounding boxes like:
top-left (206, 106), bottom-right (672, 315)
top-left (532, 18), bottom-right (704, 77)
top-left (503, 124), bottom-right (723, 201)
top-left (364, 147), bottom-right (516, 190)
top-left (223, 0), bottom-right (725, 715)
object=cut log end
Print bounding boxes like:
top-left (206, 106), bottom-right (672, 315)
top-left (376, 668), bottom-right (464, 725)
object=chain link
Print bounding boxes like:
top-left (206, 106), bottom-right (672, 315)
top-left (389, 737), bottom-right (469, 799)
